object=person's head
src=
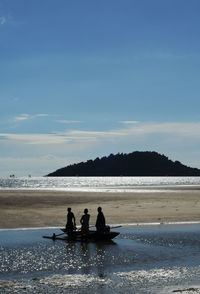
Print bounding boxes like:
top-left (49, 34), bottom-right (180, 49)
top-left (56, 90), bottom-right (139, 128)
top-left (84, 208), bottom-right (88, 214)
top-left (97, 207), bottom-right (102, 212)
top-left (67, 207), bottom-right (71, 212)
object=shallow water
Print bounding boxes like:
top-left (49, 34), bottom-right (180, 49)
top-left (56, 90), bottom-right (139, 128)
top-left (1, 225), bottom-right (200, 293)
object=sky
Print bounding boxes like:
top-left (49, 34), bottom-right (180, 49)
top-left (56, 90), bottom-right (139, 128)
top-left (1, 0), bottom-right (200, 176)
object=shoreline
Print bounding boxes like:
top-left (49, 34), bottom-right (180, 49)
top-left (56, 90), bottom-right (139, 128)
top-left (1, 188), bottom-right (200, 229)
top-left (1, 184), bottom-right (200, 192)
top-left (1, 220), bottom-right (200, 231)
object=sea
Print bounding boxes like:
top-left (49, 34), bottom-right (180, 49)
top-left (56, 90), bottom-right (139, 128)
top-left (1, 176), bottom-right (200, 294)
top-left (1, 176), bottom-right (200, 192)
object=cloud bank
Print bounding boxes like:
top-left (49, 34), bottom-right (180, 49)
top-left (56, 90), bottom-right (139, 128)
top-left (1, 121), bottom-right (200, 145)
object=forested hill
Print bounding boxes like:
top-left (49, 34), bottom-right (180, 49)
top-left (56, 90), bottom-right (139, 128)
top-left (46, 151), bottom-right (200, 176)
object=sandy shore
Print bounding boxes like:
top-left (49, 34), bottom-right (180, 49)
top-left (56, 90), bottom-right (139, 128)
top-left (1, 187), bottom-right (200, 229)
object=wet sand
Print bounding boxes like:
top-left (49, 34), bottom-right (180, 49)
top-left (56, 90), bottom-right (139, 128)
top-left (1, 187), bottom-right (200, 229)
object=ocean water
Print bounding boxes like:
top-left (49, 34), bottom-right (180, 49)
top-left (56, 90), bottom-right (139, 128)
top-left (1, 176), bottom-right (200, 192)
top-left (1, 225), bottom-right (200, 294)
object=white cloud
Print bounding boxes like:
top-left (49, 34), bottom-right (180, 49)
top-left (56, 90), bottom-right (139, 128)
top-left (35, 114), bottom-right (49, 117)
top-left (0, 133), bottom-right (68, 145)
top-left (1, 122), bottom-right (200, 146)
top-left (120, 121), bottom-right (140, 124)
top-left (14, 114), bottom-right (30, 121)
top-left (57, 120), bottom-right (82, 124)
top-left (62, 129), bottom-right (125, 137)
top-left (0, 16), bottom-right (6, 25)
top-left (0, 130), bottom-right (121, 145)
top-left (131, 122), bottom-right (200, 137)
top-left (14, 113), bottom-right (48, 122)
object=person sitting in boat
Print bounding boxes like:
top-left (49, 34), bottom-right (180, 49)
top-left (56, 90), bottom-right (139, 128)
top-left (95, 207), bottom-right (110, 232)
top-left (80, 208), bottom-right (90, 233)
top-left (66, 207), bottom-right (76, 234)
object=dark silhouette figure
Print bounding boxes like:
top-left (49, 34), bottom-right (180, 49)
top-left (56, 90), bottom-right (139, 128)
top-left (96, 207), bottom-right (106, 232)
top-left (66, 207), bottom-right (76, 234)
top-left (80, 208), bottom-right (90, 233)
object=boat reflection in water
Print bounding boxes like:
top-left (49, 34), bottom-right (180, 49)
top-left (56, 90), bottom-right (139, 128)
top-left (65, 238), bottom-right (117, 278)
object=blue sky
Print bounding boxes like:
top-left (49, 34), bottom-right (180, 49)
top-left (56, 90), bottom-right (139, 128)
top-left (1, 0), bottom-right (200, 176)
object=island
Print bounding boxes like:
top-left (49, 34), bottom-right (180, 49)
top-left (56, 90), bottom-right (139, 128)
top-left (46, 151), bottom-right (200, 176)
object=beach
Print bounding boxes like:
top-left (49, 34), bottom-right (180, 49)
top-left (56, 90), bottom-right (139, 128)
top-left (1, 186), bottom-right (200, 229)
top-left (1, 185), bottom-right (200, 294)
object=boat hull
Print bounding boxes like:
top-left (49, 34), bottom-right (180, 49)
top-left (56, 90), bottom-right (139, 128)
top-left (61, 229), bottom-right (119, 242)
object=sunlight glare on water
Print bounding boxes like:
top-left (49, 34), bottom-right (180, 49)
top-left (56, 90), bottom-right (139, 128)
top-left (1, 176), bottom-right (200, 192)
top-left (1, 225), bottom-right (200, 293)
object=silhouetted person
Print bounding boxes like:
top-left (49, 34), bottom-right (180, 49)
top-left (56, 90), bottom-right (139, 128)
top-left (66, 207), bottom-right (76, 234)
top-left (80, 208), bottom-right (90, 233)
top-left (96, 207), bottom-right (106, 232)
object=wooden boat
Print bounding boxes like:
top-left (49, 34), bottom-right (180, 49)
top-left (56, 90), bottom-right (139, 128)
top-left (43, 228), bottom-right (120, 242)
top-left (62, 228), bottom-right (119, 241)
